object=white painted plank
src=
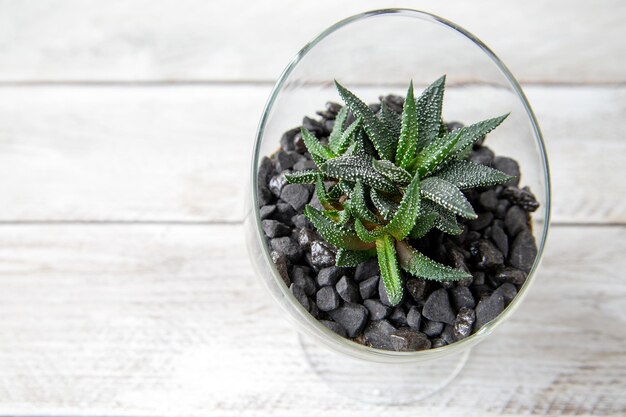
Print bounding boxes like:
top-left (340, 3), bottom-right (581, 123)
top-left (0, 224), bottom-right (623, 416)
top-left (0, 0), bottom-right (624, 84)
top-left (0, 85), bottom-right (624, 224)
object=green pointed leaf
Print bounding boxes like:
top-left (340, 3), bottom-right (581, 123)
top-left (422, 200), bottom-right (463, 235)
top-left (328, 106), bottom-right (348, 151)
top-left (395, 80), bottom-right (418, 169)
top-left (350, 180), bottom-right (379, 224)
top-left (420, 177), bottom-right (477, 219)
top-left (380, 101), bottom-right (402, 138)
top-left (355, 218), bottom-right (384, 243)
top-left (372, 159), bottom-right (412, 186)
top-left (332, 118), bottom-right (362, 155)
top-left (409, 212), bottom-right (437, 239)
top-left (411, 129), bottom-right (463, 177)
top-left (301, 127), bottom-right (335, 160)
top-left (370, 188), bottom-right (398, 221)
top-left (321, 155), bottom-right (397, 193)
top-left (304, 205), bottom-right (373, 251)
top-left (435, 160), bottom-right (513, 189)
top-left (449, 114), bottom-right (509, 160)
top-left (384, 172), bottom-right (421, 240)
top-left (310, 152), bottom-right (327, 169)
top-left (335, 80), bottom-right (396, 160)
top-left (376, 234), bottom-right (403, 306)
top-left (284, 170), bottom-right (320, 184)
top-left (396, 240), bottom-right (471, 282)
top-left (336, 248), bottom-right (376, 267)
top-left (415, 75), bottom-right (446, 151)
top-left (315, 176), bottom-right (334, 209)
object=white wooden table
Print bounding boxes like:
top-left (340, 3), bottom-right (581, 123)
top-left (0, 1), bottom-right (625, 416)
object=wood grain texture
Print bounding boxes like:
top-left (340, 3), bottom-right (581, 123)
top-left (0, 85), bottom-right (624, 224)
top-left (0, 0), bottom-right (624, 84)
top-left (0, 224), bottom-right (623, 416)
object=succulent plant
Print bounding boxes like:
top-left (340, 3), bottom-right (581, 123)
top-left (285, 76), bottom-right (513, 306)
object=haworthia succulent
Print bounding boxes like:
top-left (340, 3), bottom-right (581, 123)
top-left (370, 188), bottom-right (399, 221)
top-left (335, 80), bottom-right (396, 161)
top-left (395, 80), bottom-right (418, 169)
top-left (376, 234), bottom-right (403, 305)
top-left (412, 129), bottom-right (462, 178)
top-left (284, 170), bottom-right (320, 184)
top-left (372, 159), bottom-right (412, 186)
top-left (331, 117), bottom-right (362, 155)
top-left (448, 114), bottom-right (509, 160)
top-left (420, 176), bottom-right (477, 219)
top-left (327, 106), bottom-right (348, 151)
top-left (301, 127), bottom-right (335, 160)
top-left (354, 218), bottom-right (384, 243)
top-left (396, 240), bottom-right (471, 281)
top-left (321, 155), bottom-right (397, 193)
top-left (384, 172), bottom-right (421, 241)
top-left (380, 101), bottom-right (402, 139)
top-left (315, 176), bottom-right (334, 209)
top-left (304, 205), bottom-right (374, 251)
top-left (415, 75), bottom-right (446, 151)
top-left (336, 248), bottom-right (376, 267)
top-left (409, 212), bottom-right (437, 239)
top-left (435, 159), bottom-right (513, 189)
top-left (350, 180), bottom-right (379, 224)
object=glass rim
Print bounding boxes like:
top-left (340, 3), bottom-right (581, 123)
top-left (250, 8), bottom-right (551, 362)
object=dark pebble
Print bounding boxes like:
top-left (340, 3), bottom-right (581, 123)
top-left (440, 324), bottom-right (456, 344)
top-left (490, 224), bottom-right (509, 255)
top-left (509, 230), bottom-right (537, 273)
top-left (389, 306), bottom-right (408, 326)
top-left (363, 299), bottom-right (392, 320)
top-left (494, 283), bottom-right (518, 304)
top-left (447, 245), bottom-right (470, 274)
top-left (326, 101), bottom-right (342, 114)
top-left (270, 236), bottom-right (302, 262)
top-left (380, 94), bottom-right (404, 113)
top-left (291, 213), bottom-right (311, 229)
top-left (450, 286), bottom-right (476, 310)
top-left (378, 276), bottom-right (394, 306)
top-left (336, 276), bottom-right (360, 303)
top-left (316, 286), bottom-right (341, 312)
top-left (469, 146), bottom-right (494, 166)
top-left (406, 306), bottom-right (422, 330)
top-left (422, 289), bottom-right (456, 324)
top-left (280, 127), bottom-right (300, 152)
top-left (290, 283), bottom-right (311, 311)
top-left (275, 150), bottom-right (297, 172)
top-left (453, 307), bottom-right (476, 340)
top-left (269, 172), bottom-right (289, 197)
top-left (293, 133), bottom-right (307, 154)
top-left (495, 267), bottom-right (527, 285)
top-left (495, 199), bottom-right (511, 219)
top-left (316, 266), bottom-right (345, 287)
top-left (310, 241), bottom-right (336, 269)
top-left (330, 303), bottom-right (369, 338)
top-left (308, 193), bottom-right (323, 210)
top-left (502, 186), bottom-right (540, 212)
top-left (479, 189), bottom-right (499, 211)
top-left (302, 116), bottom-right (327, 136)
top-left (406, 278), bottom-right (427, 301)
top-left (358, 275), bottom-right (379, 300)
top-left (470, 212), bottom-right (495, 231)
top-left (421, 319), bottom-right (445, 337)
top-left (431, 338), bottom-right (447, 348)
top-left (475, 292), bottom-right (505, 329)
top-left (493, 157), bottom-right (520, 186)
top-left (293, 159), bottom-right (317, 171)
top-left (390, 329), bottom-right (431, 352)
top-left (505, 205), bottom-right (529, 237)
top-left (309, 302), bottom-right (320, 319)
top-left (261, 219), bottom-right (291, 238)
top-left (297, 228), bottom-right (318, 249)
top-left (258, 156), bottom-right (275, 185)
top-left (280, 184), bottom-right (310, 211)
top-left (259, 205), bottom-right (276, 220)
top-left (472, 284), bottom-right (492, 300)
top-left (320, 320), bottom-right (347, 337)
top-left (258, 185), bottom-right (274, 206)
top-left (363, 320), bottom-right (396, 350)
top-left (271, 250), bottom-right (290, 286)
top-left (473, 239), bottom-right (504, 270)
top-left (273, 203), bottom-right (296, 226)
top-left (291, 267), bottom-right (316, 296)
top-left (355, 258), bottom-right (380, 282)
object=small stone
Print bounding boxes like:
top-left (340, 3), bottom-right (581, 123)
top-left (274, 203), bottom-right (296, 225)
top-left (470, 212), bottom-right (494, 231)
top-left (258, 156), bottom-right (275, 184)
top-left (493, 157), bottom-right (520, 186)
top-left (472, 284), bottom-right (492, 300)
top-left (493, 282), bottom-right (518, 304)
top-left (363, 320), bottom-right (396, 350)
top-left (369, 102), bottom-right (382, 113)
top-left (421, 319), bottom-right (444, 337)
top-left (261, 219), bottom-right (291, 238)
top-left (505, 205), bottom-right (529, 237)
top-left (502, 186), bottom-right (540, 212)
top-left (336, 276), bottom-right (360, 303)
top-left (308, 193), bottom-right (323, 210)
top-left (309, 301), bottom-right (319, 319)
top-left (290, 284), bottom-right (310, 311)
top-left (469, 146), bottom-right (494, 166)
top-left (259, 205), bottom-right (276, 220)
top-left (390, 329), bottom-right (431, 351)
top-left (326, 101), bottom-right (342, 115)
top-left (291, 267), bottom-right (316, 296)
top-left (378, 276), bottom-right (394, 306)
top-left (258, 185), bottom-right (274, 206)
top-left (380, 94), bottom-right (404, 113)
top-left (297, 228), bottom-right (318, 249)
top-left (316, 286), bottom-right (341, 312)
top-left (320, 320), bottom-right (347, 337)
top-left (453, 307), bottom-right (476, 340)
top-left (275, 150), bottom-right (297, 172)
top-left (495, 267), bottom-right (527, 285)
top-left (316, 266), bottom-right (344, 287)
top-left (280, 184), bottom-right (310, 211)
top-left (422, 289), bottom-right (456, 325)
top-left (389, 306), bottom-right (408, 326)
top-left (363, 299), bottom-right (392, 320)
top-left (359, 275), bottom-right (379, 299)
top-left (466, 231), bottom-right (482, 243)
top-left (490, 224), bottom-right (509, 255)
top-left (316, 109), bottom-right (336, 120)
top-left (293, 159), bottom-right (317, 171)
top-left (447, 245), bottom-right (470, 274)
top-left (472, 239), bottom-right (504, 270)
top-left (479, 189), bottom-right (499, 211)
top-left (406, 278), bottom-right (428, 301)
top-left (440, 324), bottom-right (456, 344)
top-left (270, 237), bottom-right (301, 261)
top-left (354, 258), bottom-right (380, 282)
top-left (269, 173), bottom-right (289, 197)
top-left (293, 133), bottom-right (307, 154)
top-left (271, 251), bottom-right (290, 286)
top-left (280, 127), bottom-right (300, 152)
top-left (406, 306), bottom-right (422, 330)
top-left (431, 338), bottom-right (447, 348)
top-left (330, 303), bottom-right (369, 338)
top-left (302, 116), bottom-right (326, 136)
top-left (310, 241), bottom-right (336, 269)
top-left (495, 199), bottom-right (511, 219)
top-left (450, 286), bottom-right (476, 310)
top-left (509, 230), bottom-right (537, 273)
top-left (475, 292), bottom-right (505, 329)
top-left (291, 214), bottom-right (311, 229)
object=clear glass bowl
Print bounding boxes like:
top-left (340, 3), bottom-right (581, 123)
top-left (244, 9), bottom-right (550, 403)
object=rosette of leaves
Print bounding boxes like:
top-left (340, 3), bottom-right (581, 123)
top-left (285, 76), bottom-right (513, 306)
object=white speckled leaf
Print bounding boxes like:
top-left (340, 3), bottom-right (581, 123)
top-left (370, 188), bottom-right (399, 221)
top-left (327, 106), bottom-right (348, 152)
top-left (372, 159), bottom-right (412, 185)
top-left (415, 75), bottom-right (446, 151)
top-left (434, 160), bottom-right (513, 189)
top-left (395, 80), bottom-right (418, 169)
top-left (301, 127), bottom-right (335, 160)
top-left (376, 234), bottom-right (403, 306)
top-left (321, 156), bottom-right (397, 193)
top-left (396, 240), bottom-right (471, 282)
top-left (350, 180), bottom-right (378, 224)
top-left (336, 248), bottom-right (376, 267)
top-left (284, 170), bottom-right (320, 184)
top-left (384, 172), bottom-right (421, 240)
top-left (420, 177), bottom-right (477, 220)
top-left (304, 205), bottom-right (373, 251)
top-left (449, 114), bottom-right (509, 159)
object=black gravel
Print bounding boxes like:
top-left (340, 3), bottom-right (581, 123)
top-left (259, 98), bottom-right (540, 351)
